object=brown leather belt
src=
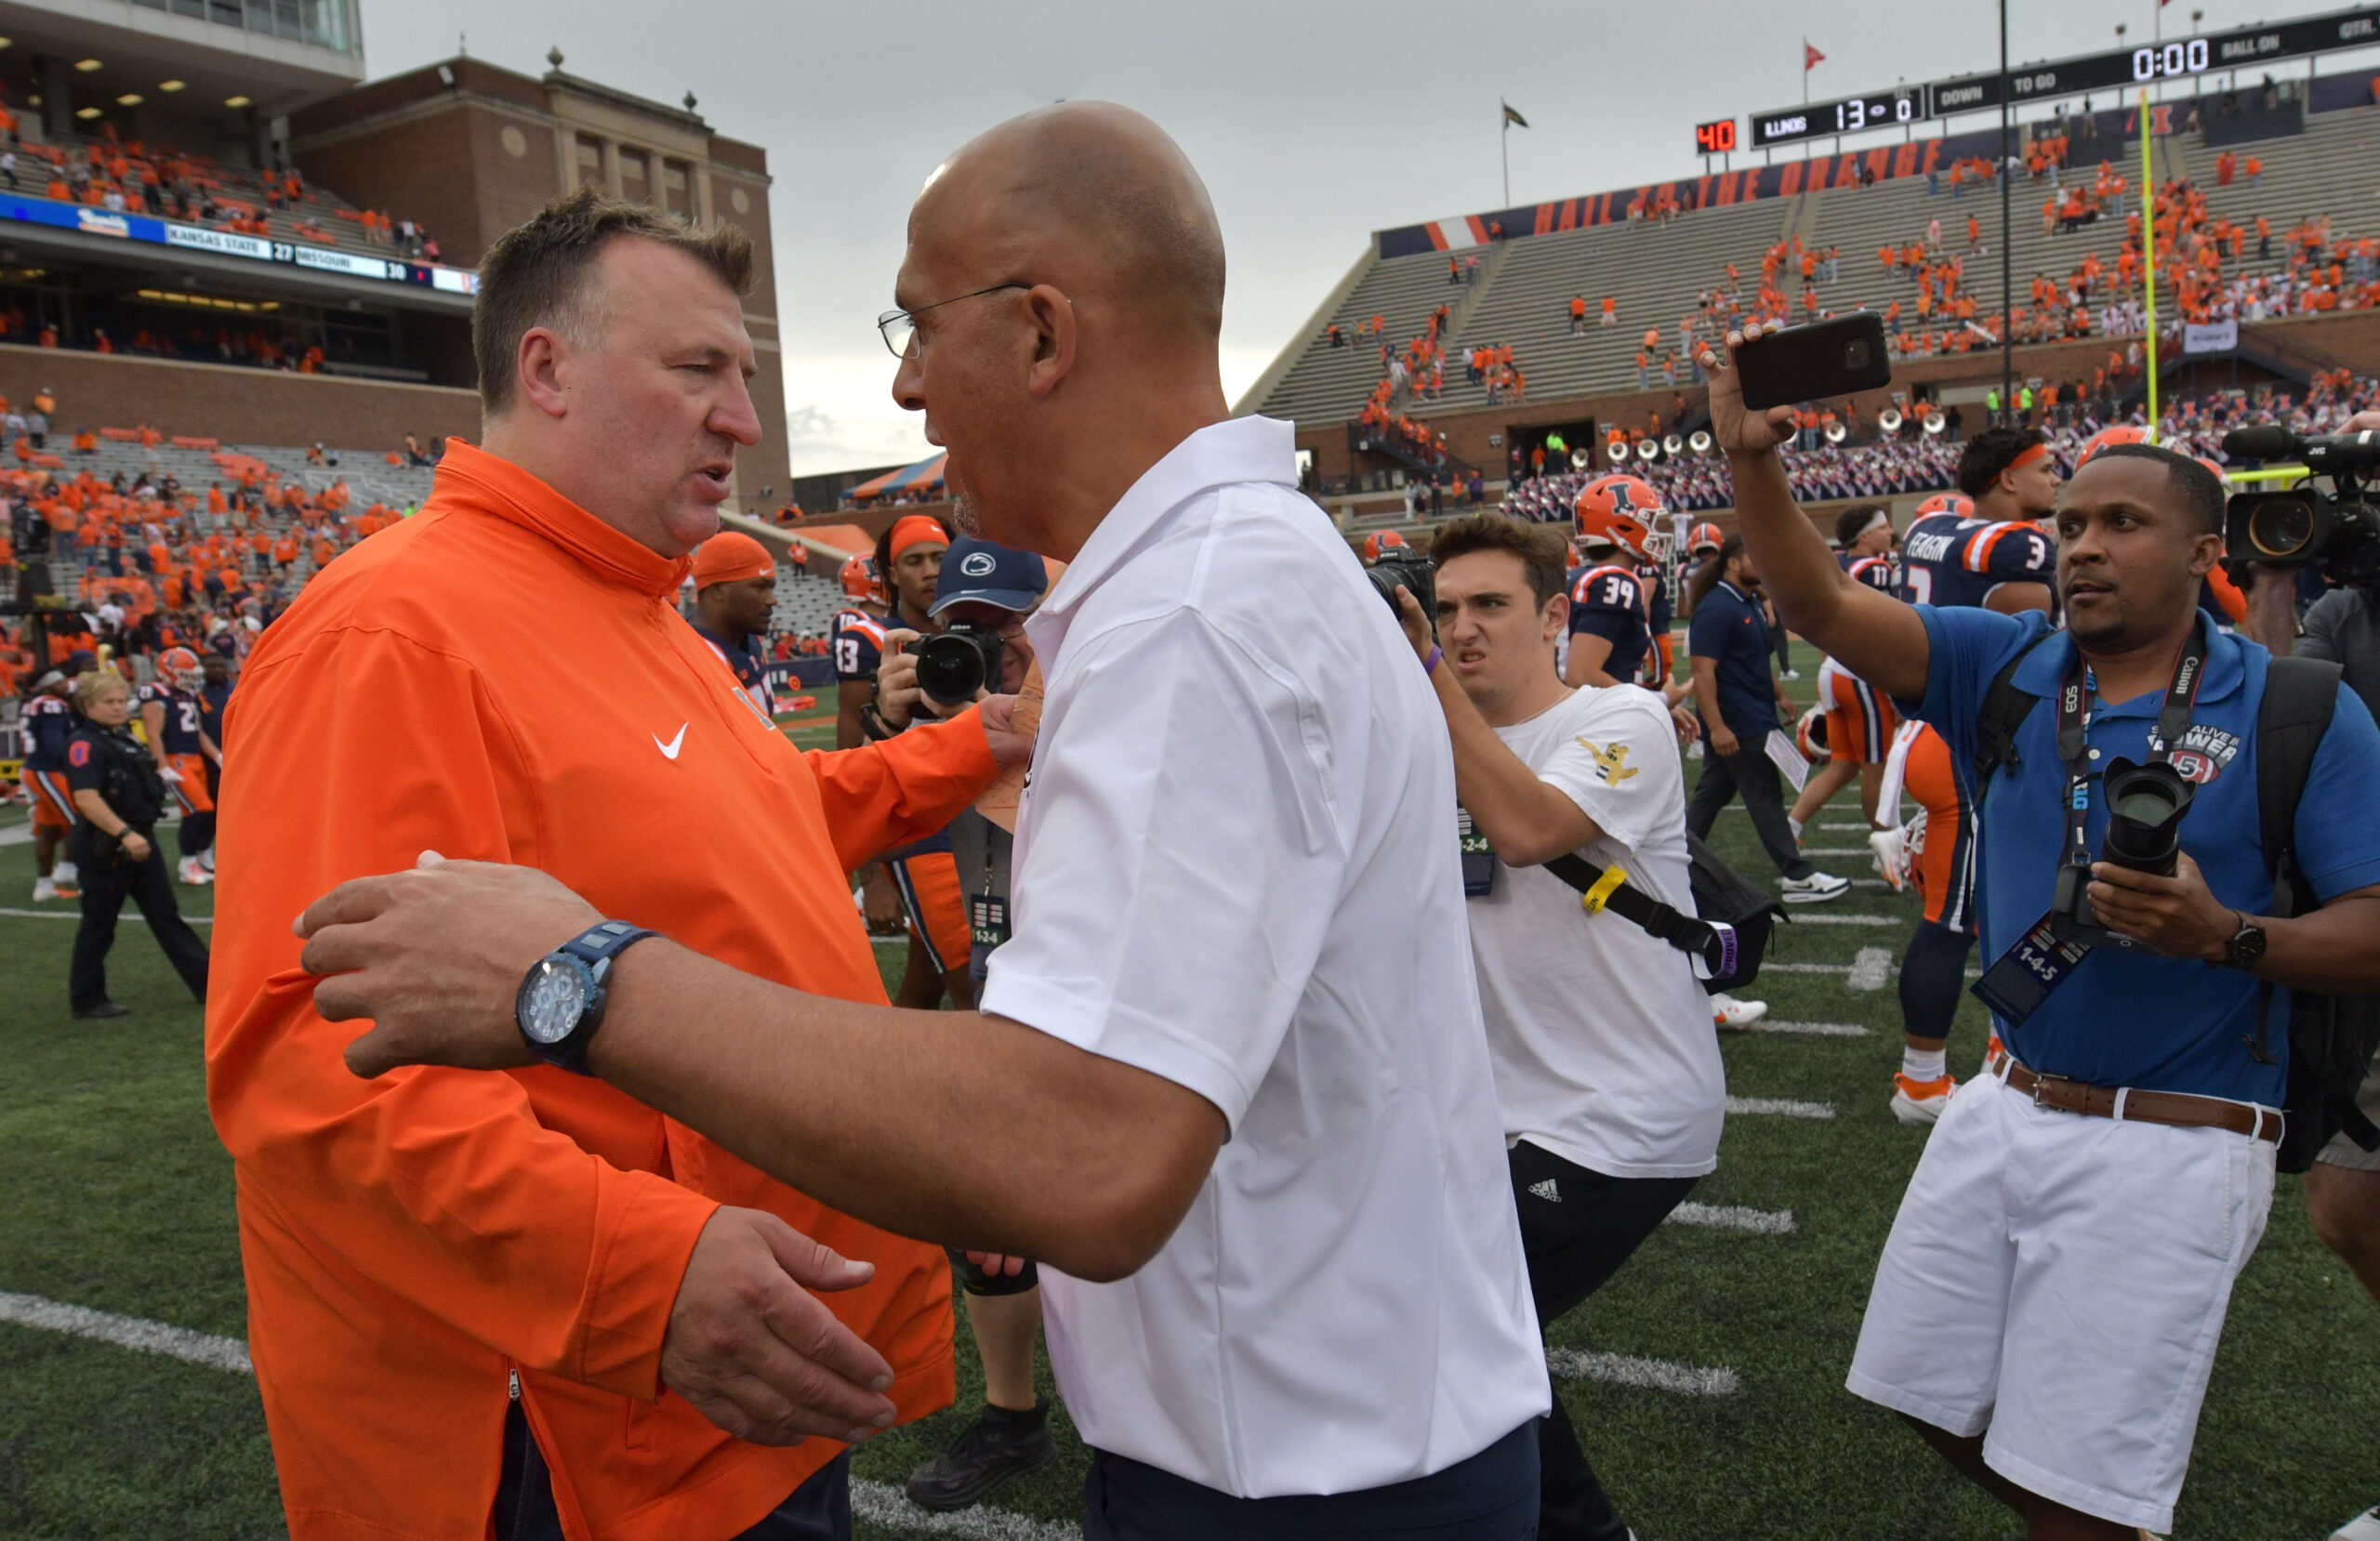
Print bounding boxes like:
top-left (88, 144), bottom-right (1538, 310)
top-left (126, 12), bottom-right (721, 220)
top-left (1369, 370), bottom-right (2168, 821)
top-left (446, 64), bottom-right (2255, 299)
top-left (1987, 1047), bottom-right (2281, 1143)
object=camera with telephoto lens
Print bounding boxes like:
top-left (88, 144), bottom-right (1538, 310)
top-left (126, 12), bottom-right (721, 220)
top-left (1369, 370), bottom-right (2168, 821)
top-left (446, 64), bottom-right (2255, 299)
top-left (2050, 757), bottom-right (2197, 943)
top-left (913, 621), bottom-right (1006, 707)
top-left (2220, 426), bottom-right (2380, 586)
top-left (1368, 549), bottom-right (1436, 629)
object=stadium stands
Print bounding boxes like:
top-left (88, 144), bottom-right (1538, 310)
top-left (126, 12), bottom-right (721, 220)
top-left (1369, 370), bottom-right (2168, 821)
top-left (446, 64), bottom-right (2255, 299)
top-left (1257, 91), bottom-right (2380, 442)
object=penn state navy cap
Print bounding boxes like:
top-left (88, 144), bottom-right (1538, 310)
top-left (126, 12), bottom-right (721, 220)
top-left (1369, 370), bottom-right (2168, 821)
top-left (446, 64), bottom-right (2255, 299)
top-left (931, 536), bottom-right (1047, 616)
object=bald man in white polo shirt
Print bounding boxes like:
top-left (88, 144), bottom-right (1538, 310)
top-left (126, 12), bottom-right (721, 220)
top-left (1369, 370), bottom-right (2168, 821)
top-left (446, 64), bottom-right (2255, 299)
top-left (298, 102), bottom-right (1549, 1539)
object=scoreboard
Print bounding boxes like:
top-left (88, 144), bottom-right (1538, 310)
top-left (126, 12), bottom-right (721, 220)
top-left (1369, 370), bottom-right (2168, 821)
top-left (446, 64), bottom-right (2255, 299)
top-left (1714, 3), bottom-right (2380, 156)
top-left (1750, 89), bottom-right (1924, 148)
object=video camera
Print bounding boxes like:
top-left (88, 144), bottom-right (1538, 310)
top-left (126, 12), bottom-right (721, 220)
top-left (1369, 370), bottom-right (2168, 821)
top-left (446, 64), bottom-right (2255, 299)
top-left (912, 621), bottom-right (1006, 708)
top-left (2220, 426), bottom-right (2380, 586)
top-left (1368, 549), bottom-right (1436, 628)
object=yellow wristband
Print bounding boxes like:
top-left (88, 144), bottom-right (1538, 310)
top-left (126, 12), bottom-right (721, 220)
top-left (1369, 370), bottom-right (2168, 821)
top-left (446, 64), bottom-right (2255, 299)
top-left (1580, 866), bottom-right (1629, 915)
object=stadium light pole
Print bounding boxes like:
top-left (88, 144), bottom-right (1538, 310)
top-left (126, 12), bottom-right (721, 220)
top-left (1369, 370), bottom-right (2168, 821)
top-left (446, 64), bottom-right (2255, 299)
top-left (1999, 0), bottom-right (2014, 427)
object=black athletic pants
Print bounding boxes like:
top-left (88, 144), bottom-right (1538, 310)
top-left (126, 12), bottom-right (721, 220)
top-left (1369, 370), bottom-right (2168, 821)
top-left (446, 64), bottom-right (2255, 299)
top-left (493, 1401), bottom-right (852, 1541)
top-left (1509, 1141), bottom-right (1699, 1541)
top-left (1685, 744), bottom-right (1813, 881)
top-left (67, 827), bottom-right (208, 1012)
top-left (1897, 918), bottom-right (1978, 1045)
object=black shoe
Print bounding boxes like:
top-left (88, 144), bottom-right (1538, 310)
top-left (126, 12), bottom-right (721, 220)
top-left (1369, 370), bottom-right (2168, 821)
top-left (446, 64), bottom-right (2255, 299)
top-left (904, 1399), bottom-right (1058, 1512)
top-left (73, 1000), bottom-right (130, 1019)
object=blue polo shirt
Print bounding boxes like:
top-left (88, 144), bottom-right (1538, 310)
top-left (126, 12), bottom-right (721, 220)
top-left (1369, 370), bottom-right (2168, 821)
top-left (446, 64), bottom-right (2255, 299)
top-left (1911, 605), bottom-right (2380, 1105)
top-left (1687, 579), bottom-right (1779, 740)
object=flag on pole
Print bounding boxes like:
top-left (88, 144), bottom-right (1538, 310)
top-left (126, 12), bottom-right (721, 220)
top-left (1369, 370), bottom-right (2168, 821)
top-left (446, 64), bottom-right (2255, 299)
top-left (1502, 101), bottom-right (1530, 128)
top-left (1804, 41), bottom-right (1826, 71)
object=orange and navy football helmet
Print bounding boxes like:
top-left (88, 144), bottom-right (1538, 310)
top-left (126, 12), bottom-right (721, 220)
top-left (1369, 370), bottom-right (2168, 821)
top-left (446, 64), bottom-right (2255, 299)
top-left (1575, 474), bottom-right (1669, 563)
top-left (839, 555), bottom-right (883, 602)
top-left (1687, 520), bottom-right (1724, 557)
top-left (1360, 529), bottom-right (1409, 566)
top-left (1913, 493), bottom-right (1976, 520)
top-left (2074, 424), bottom-right (2149, 468)
top-left (160, 645), bottom-right (203, 691)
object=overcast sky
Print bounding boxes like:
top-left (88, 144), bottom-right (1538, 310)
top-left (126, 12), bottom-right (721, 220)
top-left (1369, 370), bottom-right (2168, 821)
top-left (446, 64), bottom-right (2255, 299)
top-left (358, 0), bottom-right (2376, 476)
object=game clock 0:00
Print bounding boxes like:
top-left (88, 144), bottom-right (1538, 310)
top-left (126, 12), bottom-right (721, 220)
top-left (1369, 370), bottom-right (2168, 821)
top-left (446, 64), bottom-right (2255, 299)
top-left (1695, 118), bottom-right (1737, 154)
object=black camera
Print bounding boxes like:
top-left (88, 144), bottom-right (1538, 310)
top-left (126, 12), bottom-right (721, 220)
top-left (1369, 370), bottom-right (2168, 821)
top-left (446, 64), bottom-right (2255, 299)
top-left (1368, 549), bottom-right (1436, 628)
top-left (2220, 426), bottom-right (2380, 586)
top-left (2050, 757), bottom-right (2196, 944)
top-left (913, 621), bottom-right (1005, 707)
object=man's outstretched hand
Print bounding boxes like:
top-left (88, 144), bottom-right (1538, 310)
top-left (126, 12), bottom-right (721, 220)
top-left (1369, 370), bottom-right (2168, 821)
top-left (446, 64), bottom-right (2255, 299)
top-left (298, 853), bottom-right (602, 1077)
top-left (665, 1206), bottom-right (897, 1447)
top-left (1698, 322), bottom-right (1801, 456)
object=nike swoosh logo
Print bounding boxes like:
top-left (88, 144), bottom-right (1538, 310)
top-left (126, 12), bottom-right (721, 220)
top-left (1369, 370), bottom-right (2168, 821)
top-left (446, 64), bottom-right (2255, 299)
top-left (654, 723), bottom-right (687, 760)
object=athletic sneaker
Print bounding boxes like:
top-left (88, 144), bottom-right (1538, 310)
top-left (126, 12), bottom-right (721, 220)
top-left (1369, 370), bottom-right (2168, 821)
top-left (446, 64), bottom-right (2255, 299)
top-left (2331, 1505), bottom-right (2380, 1541)
top-left (1712, 994), bottom-right (1769, 1029)
top-left (905, 1399), bottom-right (1059, 1512)
top-left (32, 876), bottom-right (57, 902)
top-left (178, 857), bottom-right (213, 887)
top-left (1869, 827), bottom-right (1908, 891)
top-left (1784, 668), bottom-right (1803, 679)
top-left (1891, 1073), bottom-right (1957, 1125)
top-left (1780, 870), bottom-right (1851, 903)
top-left (1686, 739), bottom-right (1704, 761)
top-left (52, 860), bottom-right (78, 889)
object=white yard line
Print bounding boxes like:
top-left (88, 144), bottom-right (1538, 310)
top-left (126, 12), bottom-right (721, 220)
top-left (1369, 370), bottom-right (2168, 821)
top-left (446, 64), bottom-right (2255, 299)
top-left (1666, 1203), bottom-right (1796, 1234)
top-left (1785, 913), bottom-right (1901, 927)
top-left (1798, 847), bottom-right (1877, 857)
top-left (0, 1292), bottom-right (252, 1374)
top-left (1737, 1020), bottom-right (1871, 1037)
top-left (0, 1291), bottom-right (1085, 1540)
top-left (1547, 1347), bottom-right (1741, 1398)
top-left (0, 907), bottom-right (211, 922)
top-left (1726, 1097), bottom-right (1835, 1119)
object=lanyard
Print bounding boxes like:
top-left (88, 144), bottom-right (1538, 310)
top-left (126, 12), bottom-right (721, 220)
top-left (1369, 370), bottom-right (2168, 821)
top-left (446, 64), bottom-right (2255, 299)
top-left (2053, 626), bottom-right (2209, 874)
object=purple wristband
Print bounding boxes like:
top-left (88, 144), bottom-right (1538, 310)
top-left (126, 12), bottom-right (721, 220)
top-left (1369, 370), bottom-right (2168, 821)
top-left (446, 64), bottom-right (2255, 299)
top-left (1423, 644), bottom-right (1444, 675)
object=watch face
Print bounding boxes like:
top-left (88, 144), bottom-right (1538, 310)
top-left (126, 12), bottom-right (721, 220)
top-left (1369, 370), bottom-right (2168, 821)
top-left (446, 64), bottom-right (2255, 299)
top-left (520, 958), bottom-right (589, 1046)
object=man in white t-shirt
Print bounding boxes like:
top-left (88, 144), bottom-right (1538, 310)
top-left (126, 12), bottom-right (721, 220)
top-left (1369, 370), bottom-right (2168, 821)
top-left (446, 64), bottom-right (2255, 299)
top-left (1392, 515), bottom-right (1725, 1541)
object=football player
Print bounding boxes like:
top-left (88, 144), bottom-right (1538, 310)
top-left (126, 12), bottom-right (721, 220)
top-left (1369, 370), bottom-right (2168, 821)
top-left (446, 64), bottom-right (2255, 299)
top-left (1359, 529), bottom-right (1409, 565)
top-left (23, 668), bottom-right (80, 902)
top-left (1882, 428), bottom-right (2056, 1124)
top-left (830, 552), bottom-right (902, 933)
top-left (138, 646), bottom-right (221, 886)
top-left (1566, 476), bottom-right (1685, 709)
top-left (1791, 507), bottom-right (1901, 838)
top-left (686, 531), bottom-right (778, 718)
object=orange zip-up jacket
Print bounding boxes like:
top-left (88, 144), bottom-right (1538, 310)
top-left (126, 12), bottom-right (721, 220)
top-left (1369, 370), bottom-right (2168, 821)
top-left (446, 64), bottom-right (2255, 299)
top-left (208, 440), bottom-right (989, 1541)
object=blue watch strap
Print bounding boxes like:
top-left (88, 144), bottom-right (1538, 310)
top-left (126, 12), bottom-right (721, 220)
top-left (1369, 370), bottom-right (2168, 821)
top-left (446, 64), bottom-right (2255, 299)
top-left (559, 920), bottom-right (659, 983)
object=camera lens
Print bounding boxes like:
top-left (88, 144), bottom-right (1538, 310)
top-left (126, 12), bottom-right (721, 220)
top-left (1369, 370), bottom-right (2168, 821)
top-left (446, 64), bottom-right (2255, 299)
top-left (915, 631), bottom-right (991, 706)
top-left (2099, 758), bottom-right (2194, 876)
top-left (1844, 338), bottom-right (1871, 369)
top-left (2250, 496), bottom-right (2317, 559)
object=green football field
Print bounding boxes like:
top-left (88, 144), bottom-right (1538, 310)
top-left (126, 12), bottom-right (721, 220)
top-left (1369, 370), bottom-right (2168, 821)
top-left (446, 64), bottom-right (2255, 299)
top-left (3, 665), bottom-right (2375, 1540)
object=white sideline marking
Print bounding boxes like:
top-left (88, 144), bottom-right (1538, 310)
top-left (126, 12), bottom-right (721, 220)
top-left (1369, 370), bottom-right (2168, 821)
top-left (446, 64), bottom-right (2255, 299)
top-left (1667, 1202), bottom-right (1796, 1234)
top-left (850, 1482), bottom-right (1081, 1540)
top-left (1818, 822), bottom-right (1874, 832)
top-left (0, 907), bottom-right (213, 923)
top-left (1726, 1097), bottom-right (1835, 1119)
top-left (1799, 847), bottom-right (1877, 856)
top-left (1744, 1020), bottom-right (1871, 1037)
top-left (0, 1292), bottom-right (252, 1374)
top-left (1846, 947), bottom-right (1895, 991)
top-left (1548, 1347), bottom-right (1741, 1398)
top-left (1759, 962), bottom-right (1852, 974)
top-left (1785, 913), bottom-right (1900, 927)
top-left (0, 1292), bottom-right (1086, 1541)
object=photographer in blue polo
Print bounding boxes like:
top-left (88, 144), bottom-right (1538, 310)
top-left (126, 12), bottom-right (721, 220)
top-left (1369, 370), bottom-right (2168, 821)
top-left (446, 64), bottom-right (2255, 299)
top-left (1699, 321), bottom-right (2380, 1540)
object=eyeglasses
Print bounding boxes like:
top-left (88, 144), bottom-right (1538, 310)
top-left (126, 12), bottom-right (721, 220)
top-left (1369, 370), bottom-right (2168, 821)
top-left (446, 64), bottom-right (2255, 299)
top-left (877, 282), bottom-right (1033, 359)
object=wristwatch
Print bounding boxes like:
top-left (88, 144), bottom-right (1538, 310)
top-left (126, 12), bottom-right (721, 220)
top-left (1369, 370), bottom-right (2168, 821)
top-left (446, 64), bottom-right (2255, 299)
top-left (516, 920), bottom-right (659, 1074)
top-left (2221, 911), bottom-right (2268, 971)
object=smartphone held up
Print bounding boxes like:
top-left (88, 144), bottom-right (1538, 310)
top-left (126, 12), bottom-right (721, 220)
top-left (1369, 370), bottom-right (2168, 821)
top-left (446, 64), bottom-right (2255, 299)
top-left (1732, 312), bottom-right (1892, 412)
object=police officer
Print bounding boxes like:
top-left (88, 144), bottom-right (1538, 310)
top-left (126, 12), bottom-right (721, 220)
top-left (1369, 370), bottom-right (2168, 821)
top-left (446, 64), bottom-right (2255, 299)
top-left (61, 668), bottom-right (210, 1019)
top-left (873, 535), bottom-right (1060, 1513)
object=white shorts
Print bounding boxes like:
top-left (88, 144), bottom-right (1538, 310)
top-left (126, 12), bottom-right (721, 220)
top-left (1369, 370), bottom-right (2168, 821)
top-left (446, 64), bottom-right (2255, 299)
top-left (1846, 1073), bottom-right (2275, 1533)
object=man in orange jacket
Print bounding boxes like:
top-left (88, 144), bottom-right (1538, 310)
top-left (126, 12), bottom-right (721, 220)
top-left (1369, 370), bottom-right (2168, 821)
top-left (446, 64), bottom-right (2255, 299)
top-left (207, 191), bottom-right (1025, 1540)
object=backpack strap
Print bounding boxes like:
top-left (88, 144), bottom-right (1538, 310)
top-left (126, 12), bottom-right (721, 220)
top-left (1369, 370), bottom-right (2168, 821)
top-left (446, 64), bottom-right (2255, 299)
top-left (1970, 627), bottom-right (2062, 792)
top-left (2255, 653), bottom-right (2343, 913)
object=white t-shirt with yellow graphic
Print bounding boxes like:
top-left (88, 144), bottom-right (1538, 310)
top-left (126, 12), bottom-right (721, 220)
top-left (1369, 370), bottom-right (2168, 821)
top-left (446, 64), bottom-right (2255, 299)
top-left (1471, 683), bottom-right (1726, 1179)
